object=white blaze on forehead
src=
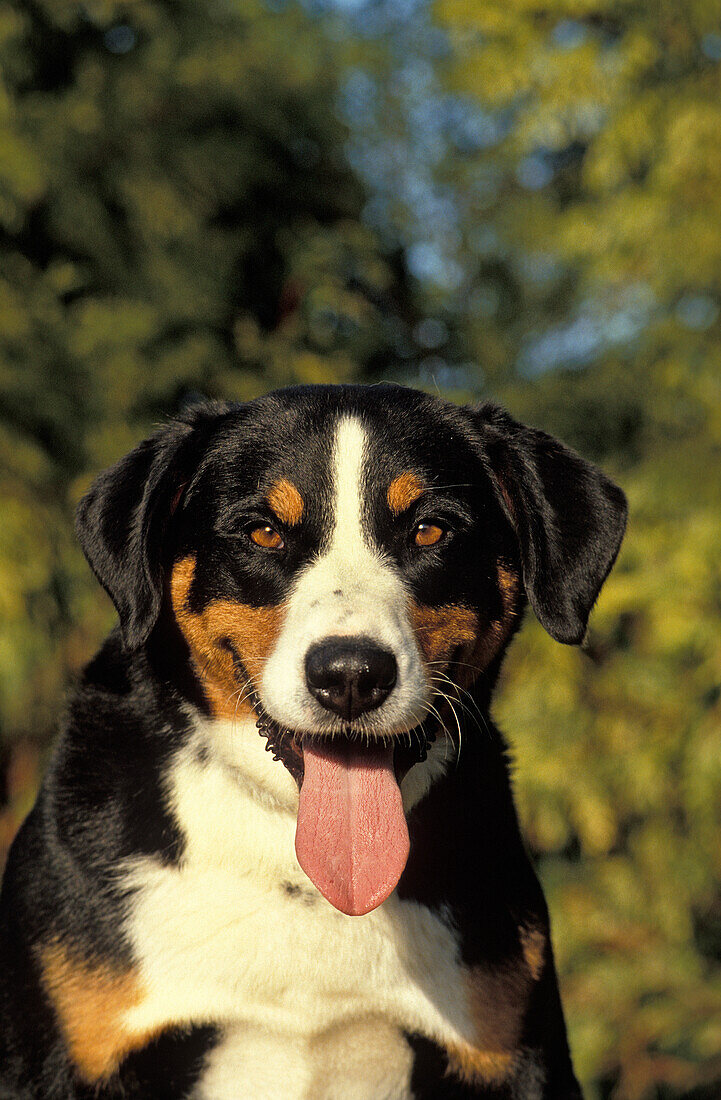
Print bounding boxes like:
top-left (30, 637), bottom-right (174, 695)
top-left (326, 415), bottom-right (373, 575)
top-left (259, 415), bottom-right (429, 736)
top-left (330, 415), bottom-right (369, 563)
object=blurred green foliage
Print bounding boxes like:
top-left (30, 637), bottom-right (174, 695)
top-left (433, 2), bottom-right (721, 1096)
top-left (1, 1), bottom-right (720, 1098)
top-left (0, 0), bottom-right (422, 758)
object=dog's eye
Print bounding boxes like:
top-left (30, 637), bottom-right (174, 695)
top-left (413, 522), bottom-right (444, 548)
top-left (249, 525), bottom-right (285, 550)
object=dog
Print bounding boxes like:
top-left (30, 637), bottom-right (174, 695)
top-left (0, 384), bottom-right (627, 1099)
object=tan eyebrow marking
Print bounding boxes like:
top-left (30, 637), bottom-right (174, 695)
top-left (387, 472), bottom-right (425, 515)
top-left (266, 478), bottom-right (304, 526)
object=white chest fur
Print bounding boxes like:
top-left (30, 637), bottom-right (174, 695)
top-left (120, 716), bottom-right (467, 1100)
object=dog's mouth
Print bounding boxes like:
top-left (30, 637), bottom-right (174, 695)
top-left (256, 712), bottom-right (435, 916)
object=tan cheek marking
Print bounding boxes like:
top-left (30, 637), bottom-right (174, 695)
top-left (39, 941), bottom-right (156, 1083)
top-left (267, 478), bottom-right (304, 526)
top-left (410, 603), bottom-right (479, 665)
top-left (447, 928), bottom-right (545, 1086)
top-left (411, 564), bottom-right (521, 687)
top-left (462, 564), bottom-right (520, 682)
top-left (170, 556), bottom-right (285, 720)
top-left (387, 471), bottom-right (425, 515)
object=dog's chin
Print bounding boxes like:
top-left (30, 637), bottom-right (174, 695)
top-left (255, 710), bottom-right (436, 916)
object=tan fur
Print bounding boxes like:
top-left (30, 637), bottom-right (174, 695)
top-left (267, 479), bottom-right (305, 526)
top-left (461, 563), bottom-right (521, 683)
top-left (519, 923), bottom-right (546, 982)
top-left (410, 563), bottom-right (521, 689)
top-left (170, 556), bottom-right (285, 719)
top-left (497, 563), bottom-right (520, 604)
top-left (448, 936), bottom-right (543, 1086)
top-left (410, 603), bottom-right (479, 666)
top-left (39, 940), bottom-right (153, 1082)
top-left (387, 472), bottom-right (424, 515)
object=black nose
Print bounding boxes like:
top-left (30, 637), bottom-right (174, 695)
top-left (305, 637), bottom-right (397, 721)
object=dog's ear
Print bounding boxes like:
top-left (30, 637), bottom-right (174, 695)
top-left (75, 415), bottom-right (206, 650)
top-left (466, 403), bottom-right (628, 645)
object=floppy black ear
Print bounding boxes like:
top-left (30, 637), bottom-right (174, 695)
top-left (75, 418), bottom-right (199, 650)
top-left (467, 403), bottom-right (628, 645)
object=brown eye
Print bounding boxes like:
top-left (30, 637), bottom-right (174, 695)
top-left (250, 525), bottom-right (284, 550)
top-left (413, 522), bottom-right (444, 548)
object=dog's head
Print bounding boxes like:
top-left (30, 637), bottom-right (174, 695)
top-left (76, 384), bottom-right (626, 914)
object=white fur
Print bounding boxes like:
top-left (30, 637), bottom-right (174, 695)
top-left (260, 417), bottom-right (429, 738)
top-left (196, 1020), bottom-right (414, 1100)
top-left (120, 715), bottom-right (470, 1100)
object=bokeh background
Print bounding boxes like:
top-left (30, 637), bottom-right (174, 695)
top-left (1, 1), bottom-right (720, 1096)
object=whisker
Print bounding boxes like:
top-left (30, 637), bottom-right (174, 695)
top-left (433, 686), bottom-right (463, 764)
top-left (419, 697), bottom-right (456, 765)
top-left (428, 673), bottom-right (492, 743)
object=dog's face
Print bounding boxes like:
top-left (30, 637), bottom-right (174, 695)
top-left (76, 384), bottom-right (626, 914)
top-left (168, 393), bottom-right (517, 742)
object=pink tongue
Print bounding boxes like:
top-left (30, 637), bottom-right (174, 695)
top-left (295, 741), bottom-right (409, 916)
